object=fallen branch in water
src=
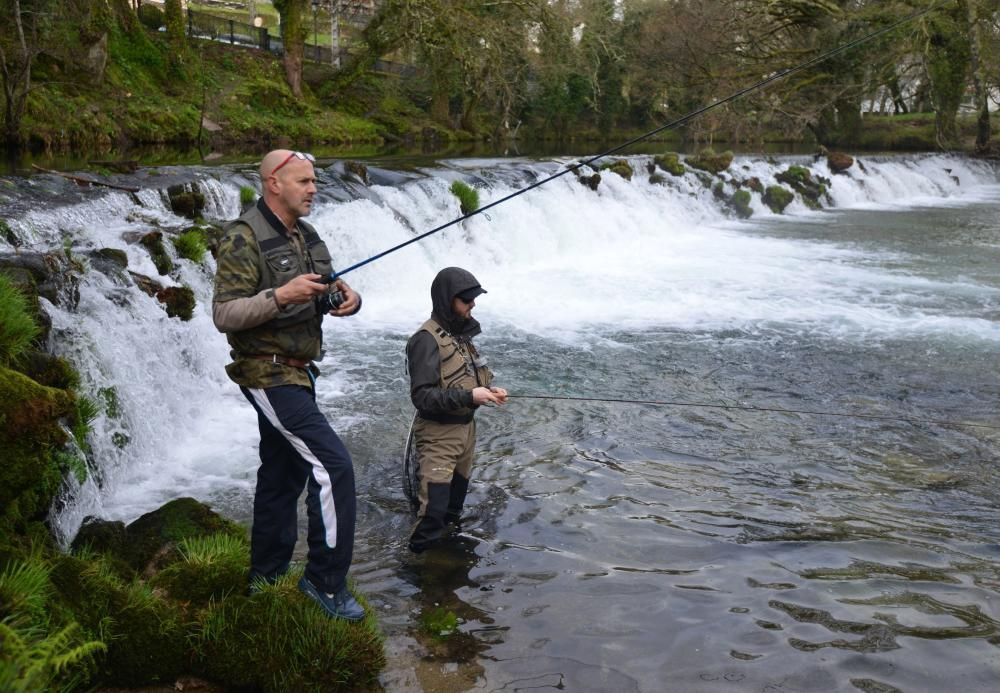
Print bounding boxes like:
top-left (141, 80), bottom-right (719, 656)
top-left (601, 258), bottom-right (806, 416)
top-left (31, 164), bottom-right (140, 192)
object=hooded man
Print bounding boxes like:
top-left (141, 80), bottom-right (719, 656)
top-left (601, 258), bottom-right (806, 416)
top-left (405, 267), bottom-right (508, 552)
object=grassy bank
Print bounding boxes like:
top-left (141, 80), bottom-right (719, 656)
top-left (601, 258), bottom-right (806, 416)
top-left (19, 19), bottom-right (435, 155)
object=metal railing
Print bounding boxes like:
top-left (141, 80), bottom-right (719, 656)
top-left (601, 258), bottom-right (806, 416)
top-left (184, 8), bottom-right (411, 75)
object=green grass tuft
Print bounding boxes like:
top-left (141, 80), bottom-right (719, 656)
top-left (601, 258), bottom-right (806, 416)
top-left (0, 276), bottom-right (41, 366)
top-left (173, 229), bottom-right (208, 264)
top-left (449, 180), bottom-right (479, 216)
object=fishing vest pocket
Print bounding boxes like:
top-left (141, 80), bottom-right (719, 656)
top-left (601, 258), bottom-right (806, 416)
top-left (264, 249), bottom-right (301, 288)
top-left (307, 238), bottom-right (334, 277)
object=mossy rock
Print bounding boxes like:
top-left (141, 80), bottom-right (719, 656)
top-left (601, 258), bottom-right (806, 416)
top-left (120, 498), bottom-right (245, 574)
top-left (193, 575), bottom-right (385, 691)
top-left (139, 231), bottom-right (173, 276)
top-left (0, 367), bottom-right (74, 522)
top-left (649, 172), bottom-right (667, 186)
top-left (0, 217), bottom-right (21, 247)
top-left (88, 248), bottom-right (129, 281)
top-left (687, 149), bottom-right (734, 174)
top-left (763, 185), bottom-right (794, 213)
top-left (577, 172), bottom-right (601, 191)
top-left (776, 166), bottom-right (828, 208)
top-left (712, 181), bottom-right (726, 200)
top-left (150, 533), bottom-right (249, 605)
top-left (747, 176), bottom-right (764, 193)
top-left (600, 159), bottom-right (634, 180)
top-left (155, 285), bottom-right (195, 320)
top-left (729, 189), bottom-right (753, 218)
top-left (345, 161), bottom-right (371, 186)
top-left (167, 183), bottom-right (206, 219)
top-left (653, 152), bottom-right (685, 176)
top-left (71, 517), bottom-right (128, 557)
top-left (49, 553), bottom-right (188, 687)
top-left (19, 351), bottom-right (80, 390)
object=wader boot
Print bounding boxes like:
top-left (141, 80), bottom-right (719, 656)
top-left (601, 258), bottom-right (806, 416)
top-left (409, 483), bottom-right (451, 553)
top-left (444, 473), bottom-right (470, 525)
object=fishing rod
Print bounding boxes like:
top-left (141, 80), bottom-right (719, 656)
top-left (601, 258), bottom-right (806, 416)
top-left (322, 0), bottom-right (944, 283)
top-left (506, 394), bottom-right (1000, 431)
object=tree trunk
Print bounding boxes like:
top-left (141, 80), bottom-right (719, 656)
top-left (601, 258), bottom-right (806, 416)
top-left (1, 0), bottom-right (31, 151)
top-left (963, 0), bottom-right (990, 153)
top-left (275, 0), bottom-right (307, 98)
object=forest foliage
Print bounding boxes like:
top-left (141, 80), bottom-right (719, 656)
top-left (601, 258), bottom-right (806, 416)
top-left (1, 0), bottom-right (999, 154)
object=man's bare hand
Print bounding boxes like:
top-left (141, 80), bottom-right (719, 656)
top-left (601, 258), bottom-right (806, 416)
top-left (472, 386), bottom-right (507, 406)
top-left (329, 279), bottom-right (361, 316)
top-left (275, 273), bottom-right (327, 307)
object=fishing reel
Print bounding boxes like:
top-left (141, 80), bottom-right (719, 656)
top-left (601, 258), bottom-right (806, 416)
top-left (316, 273), bottom-right (345, 313)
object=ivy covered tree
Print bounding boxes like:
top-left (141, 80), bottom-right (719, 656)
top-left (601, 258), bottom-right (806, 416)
top-left (273, 0), bottom-right (309, 98)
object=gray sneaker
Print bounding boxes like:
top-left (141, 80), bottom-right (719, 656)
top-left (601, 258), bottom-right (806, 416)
top-left (297, 576), bottom-right (365, 622)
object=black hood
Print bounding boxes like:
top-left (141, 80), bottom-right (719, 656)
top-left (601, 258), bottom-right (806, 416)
top-left (430, 267), bottom-right (483, 338)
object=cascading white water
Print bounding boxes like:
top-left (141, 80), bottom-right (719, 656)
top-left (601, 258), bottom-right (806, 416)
top-left (2, 152), bottom-right (997, 544)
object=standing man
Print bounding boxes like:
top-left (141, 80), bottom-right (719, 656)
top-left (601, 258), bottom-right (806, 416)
top-left (213, 149), bottom-right (365, 621)
top-left (406, 267), bottom-right (508, 553)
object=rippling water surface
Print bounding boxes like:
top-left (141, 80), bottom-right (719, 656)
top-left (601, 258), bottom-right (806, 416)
top-left (331, 198), bottom-right (1000, 692)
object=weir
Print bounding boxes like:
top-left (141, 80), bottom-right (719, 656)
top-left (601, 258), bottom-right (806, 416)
top-left (1, 152), bottom-right (997, 540)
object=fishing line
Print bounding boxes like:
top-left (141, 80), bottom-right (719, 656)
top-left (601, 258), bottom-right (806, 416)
top-left (506, 394), bottom-right (1000, 431)
top-left (326, 0), bottom-right (944, 281)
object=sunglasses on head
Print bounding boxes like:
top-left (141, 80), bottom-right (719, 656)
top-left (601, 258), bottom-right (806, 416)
top-left (271, 151), bottom-right (316, 176)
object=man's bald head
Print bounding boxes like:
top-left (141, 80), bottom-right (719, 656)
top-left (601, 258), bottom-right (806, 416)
top-left (260, 149), bottom-right (294, 180)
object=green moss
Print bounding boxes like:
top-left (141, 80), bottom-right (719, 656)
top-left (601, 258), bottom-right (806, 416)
top-left (137, 4), bottom-right (164, 31)
top-left (0, 367), bottom-right (74, 522)
top-left (139, 232), bottom-right (173, 276)
top-left (600, 159), bottom-right (634, 180)
top-left (763, 185), bottom-right (794, 214)
top-left (53, 449), bottom-right (89, 485)
top-left (648, 172), bottom-right (666, 185)
top-left (687, 148), bottom-right (734, 174)
top-left (71, 396), bottom-right (99, 452)
top-left (20, 352), bottom-right (79, 391)
top-left (420, 606), bottom-right (460, 640)
top-left (151, 533), bottom-right (248, 605)
top-left (98, 386), bottom-right (120, 419)
top-left (193, 572), bottom-right (385, 691)
top-left (450, 181), bottom-right (480, 215)
top-left (0, 218), bottom-right (18, 246)
top-left (173, 229), bottom-right (207, 264)
top-left (653, 152), bottom-right (685, 176)
top-left (155, 285), bottom-right (196, 321)
top-left (729, 189), bottom-right (753, 219)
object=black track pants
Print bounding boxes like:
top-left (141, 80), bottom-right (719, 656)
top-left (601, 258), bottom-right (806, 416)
top-left (241, 384), bottom-right (356, 594)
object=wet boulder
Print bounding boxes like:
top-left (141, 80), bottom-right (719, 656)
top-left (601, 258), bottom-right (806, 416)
top-left (653, 152), bottom-right (685, 177)
top-left (600, 159), bottom-right (634, 181)
top-left (729, 189), bottom-right (753, 218)
top-left (155, 285), bottom-right (196, 321)
top-left (827, 151), bottom-right (854, 174)
top-left (167, 182), bottom-right (206, 219)
top-left (687, 149), bottom-right (734, 175)
top-left (776, 165), bottom-right (829, 209)
top-left (139, 230), bottom-right (173, 275)
top-left (119, 497), bottom-right (245, 575)
top-left (763, 185), bottom-right (794, 213)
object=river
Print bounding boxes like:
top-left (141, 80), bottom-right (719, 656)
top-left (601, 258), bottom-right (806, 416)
top-left (3, 151), bottom-right (999, 692)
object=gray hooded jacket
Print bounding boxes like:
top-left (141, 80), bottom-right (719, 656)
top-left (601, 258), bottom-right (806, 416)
top-left (406, 267), bottom-right (486, 417)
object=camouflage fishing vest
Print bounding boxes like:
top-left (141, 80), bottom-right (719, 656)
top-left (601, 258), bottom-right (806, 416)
top-left (420, 318), bottom-right (494, 420)
top-left (223, 205), bottom-right (333, 363)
